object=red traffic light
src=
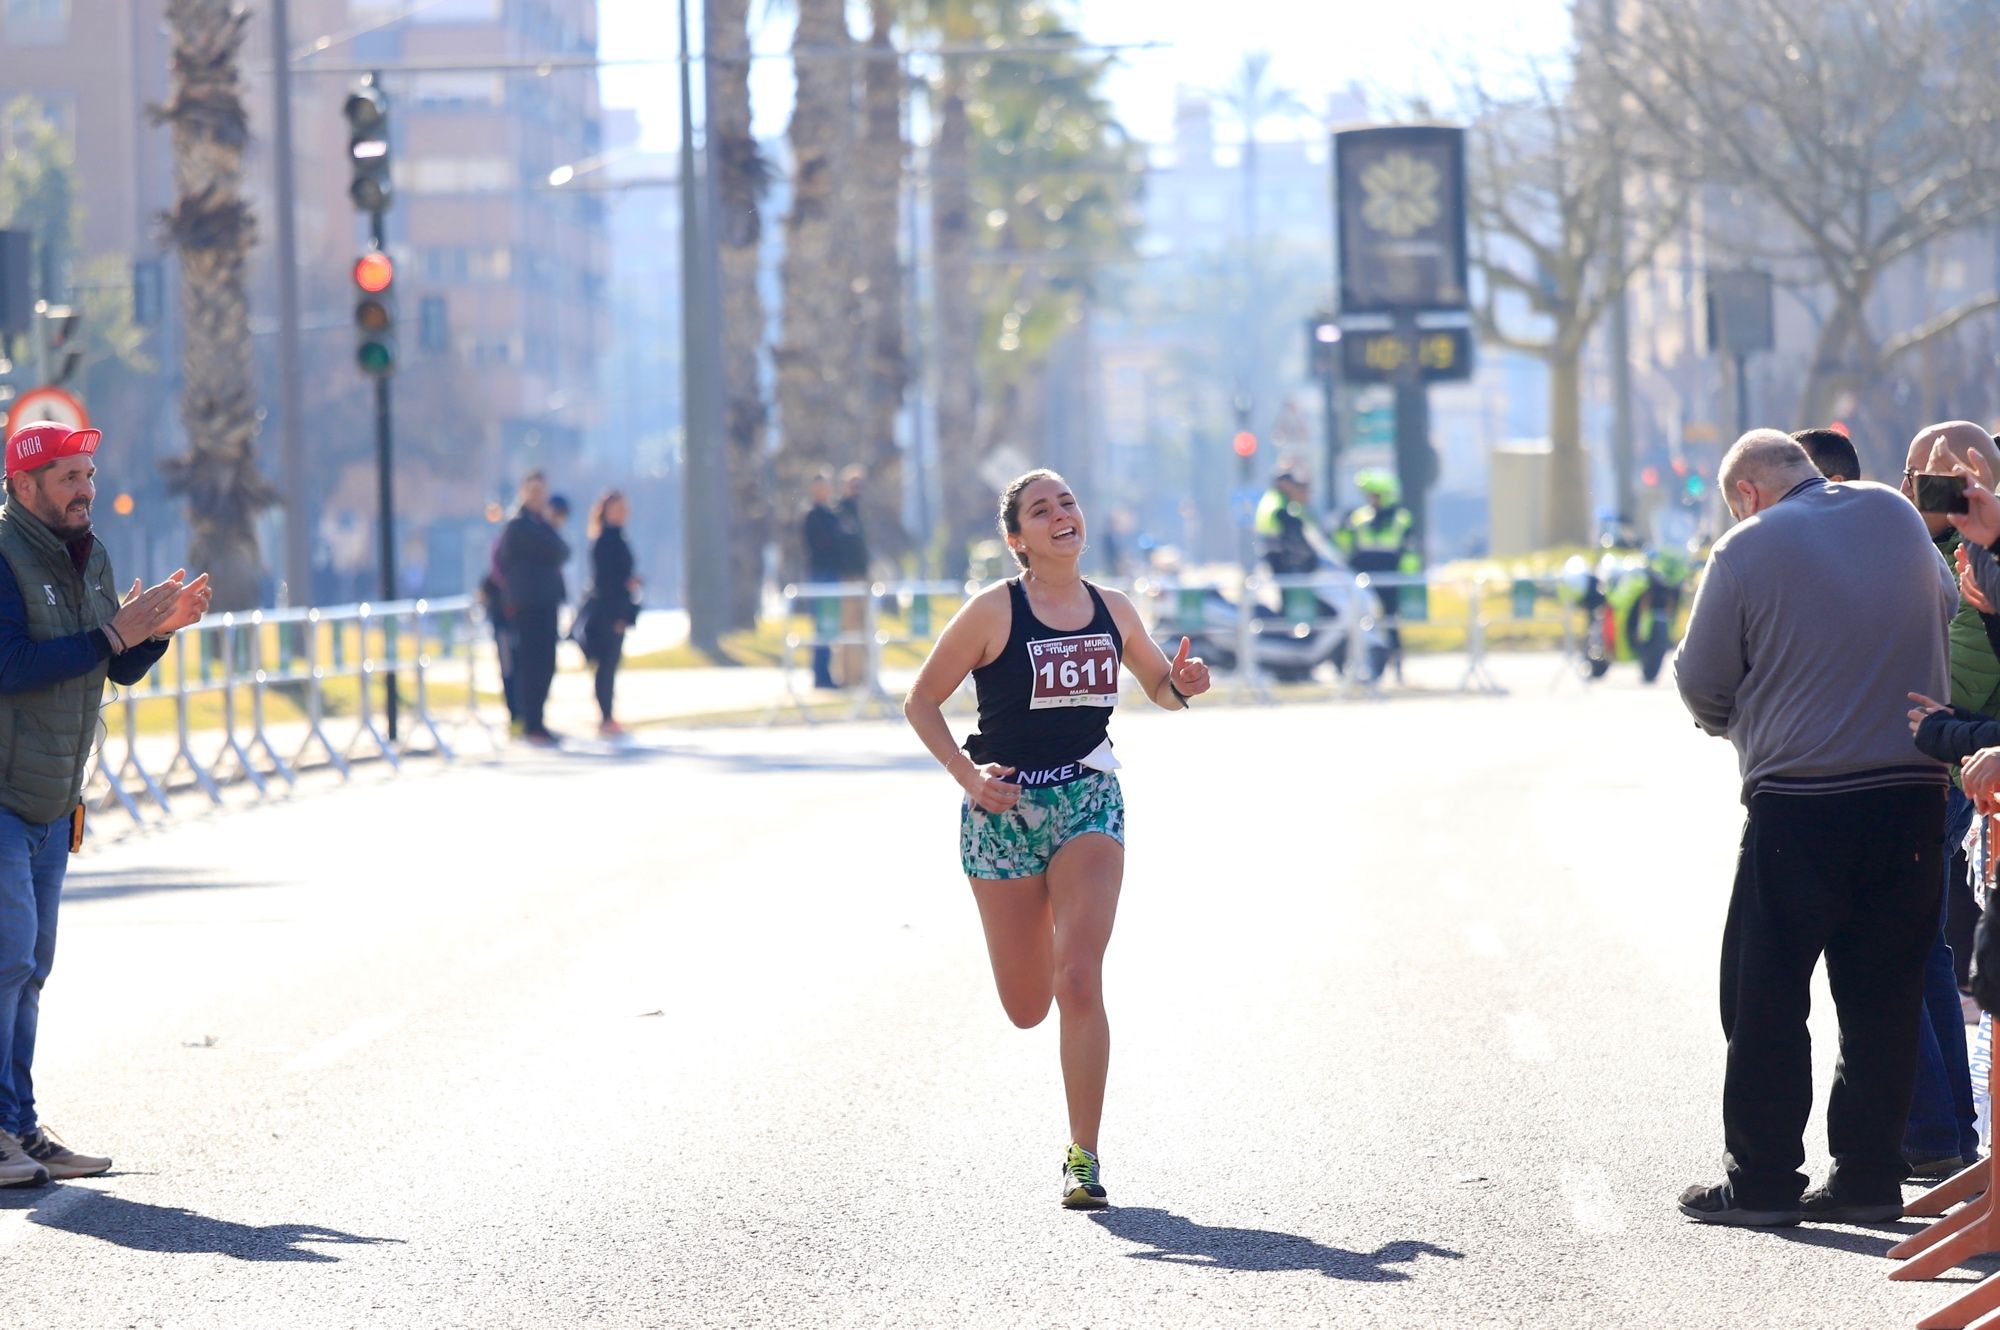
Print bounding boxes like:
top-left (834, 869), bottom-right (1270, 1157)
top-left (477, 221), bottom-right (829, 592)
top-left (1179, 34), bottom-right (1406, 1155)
top-left (353, 251), bottom-right (394, 294)
top-left (1232, 431), bottom-right (1258, 458)
top-left (1641, 466), bottom-right (1661, 488)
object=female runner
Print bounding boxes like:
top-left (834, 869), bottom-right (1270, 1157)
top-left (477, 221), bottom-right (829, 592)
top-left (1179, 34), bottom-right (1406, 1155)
top-left (903, 469), bottom-right (1211, 1208)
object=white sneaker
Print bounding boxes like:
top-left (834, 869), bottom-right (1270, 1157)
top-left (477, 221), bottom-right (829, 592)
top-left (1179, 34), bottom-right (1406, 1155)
top-left (0, 1130), bottom-right (50, 1188)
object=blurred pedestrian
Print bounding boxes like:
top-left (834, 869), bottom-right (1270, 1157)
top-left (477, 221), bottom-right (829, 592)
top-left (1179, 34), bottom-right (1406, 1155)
top-left (837, 466), bottom-right (872, 689)
top-left (801, 472), bottom-right (842, 690)
top-left (0, 420), bottom-right (211, 1186)
top-left (577, 491), bottom-right (640, 739)
top-left (1674, 430), bottom-right (1955, 1227)
top-left (498, 471), bottom-right (570, 746)
top-left (902, 468), bottom-right (1211, 1210)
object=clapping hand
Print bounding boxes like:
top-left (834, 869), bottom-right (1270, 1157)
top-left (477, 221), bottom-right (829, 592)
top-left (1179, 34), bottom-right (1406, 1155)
top-left (1168, 636), bottom-right (1211, 704)
top-left (1957, 545), bottom-right (1994, 613)
top-left (1948, 459), bottom-right (2000, 548)
top-left (1965, 747), bottom-right (2000, 815)
top-left (154, 571), bottom-right (212, 635)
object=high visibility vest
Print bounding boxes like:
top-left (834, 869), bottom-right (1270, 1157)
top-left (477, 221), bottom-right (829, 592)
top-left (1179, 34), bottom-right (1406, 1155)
top-left (1340, 504), bottom-right (1413, 555)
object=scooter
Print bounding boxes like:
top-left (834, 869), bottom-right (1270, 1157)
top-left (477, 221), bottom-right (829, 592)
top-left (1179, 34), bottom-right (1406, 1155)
top-left (1148, 556), bottom-right (1392, 685)
top-left (1560, 548), bottom-right (1691, 684)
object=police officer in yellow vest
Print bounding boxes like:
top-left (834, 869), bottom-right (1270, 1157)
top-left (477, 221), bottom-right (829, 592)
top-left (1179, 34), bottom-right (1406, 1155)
top-left (1335, 469), bottom-right (1421, 681)
top-left (0, 421), bottom-right (209, 1187)
top-left (1253, 464), bottom-right (1321, 577)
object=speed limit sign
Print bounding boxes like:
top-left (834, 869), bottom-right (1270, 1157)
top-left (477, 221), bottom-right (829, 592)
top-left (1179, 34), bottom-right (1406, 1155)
top-left (3, 385), bottom-right (89, 439)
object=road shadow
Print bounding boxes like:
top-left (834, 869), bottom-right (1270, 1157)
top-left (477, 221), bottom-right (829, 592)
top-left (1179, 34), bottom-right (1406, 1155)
top-left (61, 866), bottom-right (267, 904)
top-left (1089, 1207), bottom-right (1462, 1281)
top-left (1767, 1222), bottom-right (2000, 1276)
top-left (4, 1189), bottom-right (402, 1263)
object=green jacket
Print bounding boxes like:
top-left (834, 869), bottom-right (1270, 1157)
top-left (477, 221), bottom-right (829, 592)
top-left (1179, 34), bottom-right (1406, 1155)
top-left (0, 501), bottom-right (120, 823)
top-left (1938, 529), bottom-right (2000, 718)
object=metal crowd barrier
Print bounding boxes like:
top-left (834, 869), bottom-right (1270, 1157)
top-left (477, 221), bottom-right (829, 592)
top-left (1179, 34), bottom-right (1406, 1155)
top-left (769, 579), bottom-right (977, 723)
top-left (84, 594), bottom-right (499, 827)
top-left (763, 569), bottom-right (1585, 723)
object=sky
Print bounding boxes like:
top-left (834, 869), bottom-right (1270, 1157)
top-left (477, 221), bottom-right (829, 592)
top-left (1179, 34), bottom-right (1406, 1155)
top-left (595, 0), bottom-right (1577, 153)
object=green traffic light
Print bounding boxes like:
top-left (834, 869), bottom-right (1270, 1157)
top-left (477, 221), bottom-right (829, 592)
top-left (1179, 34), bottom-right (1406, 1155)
top-left (358, 341), bottom-right (394, 376)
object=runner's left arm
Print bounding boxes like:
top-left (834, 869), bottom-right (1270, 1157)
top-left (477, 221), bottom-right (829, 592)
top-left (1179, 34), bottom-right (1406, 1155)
top-left (1102, 589), bottom-right (1209, 710)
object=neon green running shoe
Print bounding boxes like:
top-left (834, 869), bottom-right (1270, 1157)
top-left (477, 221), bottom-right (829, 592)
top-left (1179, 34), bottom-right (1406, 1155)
top-left (1062, 1143), bottom-right (1107, 1210)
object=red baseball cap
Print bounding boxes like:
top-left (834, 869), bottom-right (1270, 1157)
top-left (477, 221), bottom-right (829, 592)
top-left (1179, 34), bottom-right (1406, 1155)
top-left (5, 421), bottom-right (101, 479)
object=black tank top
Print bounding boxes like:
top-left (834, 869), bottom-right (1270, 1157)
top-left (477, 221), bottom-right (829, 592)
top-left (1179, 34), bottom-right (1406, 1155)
top-left (964, 578), bottom-right (1124, 773)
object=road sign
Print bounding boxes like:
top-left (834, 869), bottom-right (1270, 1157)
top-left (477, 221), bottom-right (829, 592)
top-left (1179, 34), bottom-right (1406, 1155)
top-left (3, 384), bottom-right (88, 438)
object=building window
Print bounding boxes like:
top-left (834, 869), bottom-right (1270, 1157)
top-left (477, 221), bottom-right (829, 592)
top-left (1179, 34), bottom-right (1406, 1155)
top-left (3, 0), bottom-right (68, 46)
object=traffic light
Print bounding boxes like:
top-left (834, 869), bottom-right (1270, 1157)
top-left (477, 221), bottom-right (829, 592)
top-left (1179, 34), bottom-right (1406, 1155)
top-left (354, 248), bottom-right (395, 377)
top-left (1232, 431), bottom-right (1258, 458)
top-left (41, 305), bottom-right (81, 386)
top-left (344, 75), bottom-right (392, 214)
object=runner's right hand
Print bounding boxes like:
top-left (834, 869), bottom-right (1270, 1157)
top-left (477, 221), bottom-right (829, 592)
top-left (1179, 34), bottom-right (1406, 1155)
top-left (962, 764), bottom-right (1021, 813)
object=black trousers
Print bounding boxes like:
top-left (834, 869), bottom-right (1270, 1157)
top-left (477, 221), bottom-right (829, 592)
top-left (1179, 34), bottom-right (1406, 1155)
top-left (1720, 785), bottom-right (1945, 1206)
top-left (591, 627), bottom-right (625, 722)
top-left (513, 604), bottom-right (560, 735)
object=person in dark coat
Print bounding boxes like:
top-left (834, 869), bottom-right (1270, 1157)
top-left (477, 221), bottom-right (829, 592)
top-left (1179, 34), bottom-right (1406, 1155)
top-left (578, 490), bottom-right (640, 738)
top-left (801, 472), bottom-right (842, 690)
top-left (496, 471), bottom-right (570, 745)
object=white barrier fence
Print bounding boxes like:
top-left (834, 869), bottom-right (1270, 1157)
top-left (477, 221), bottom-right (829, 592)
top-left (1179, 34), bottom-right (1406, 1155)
top-left (85, 595), bottom-right (494, 828)
top-left (767, 569), bottom-right (1596, 722)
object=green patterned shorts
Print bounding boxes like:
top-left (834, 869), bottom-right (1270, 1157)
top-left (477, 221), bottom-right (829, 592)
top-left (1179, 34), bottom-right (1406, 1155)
top-left (960, 770), bottom-right (1125, 880)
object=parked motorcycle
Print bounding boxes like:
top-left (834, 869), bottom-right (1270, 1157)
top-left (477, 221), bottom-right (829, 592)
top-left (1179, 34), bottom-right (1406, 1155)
top-left (1148, 558), bottom-right (1392, 685)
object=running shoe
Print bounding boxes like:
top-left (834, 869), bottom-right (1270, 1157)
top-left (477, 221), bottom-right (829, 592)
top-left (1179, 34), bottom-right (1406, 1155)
top-left (18, 1126), bottom-right (108, 1180)
top-left (0, 1131), bottom-right (48, 1188)
top-left (1062, 1143), bottom-right (1107, 1210)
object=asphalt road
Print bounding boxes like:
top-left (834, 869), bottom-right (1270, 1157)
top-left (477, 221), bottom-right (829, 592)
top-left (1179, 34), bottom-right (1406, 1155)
top-left (2, 655), bottom-right (1990, 1328)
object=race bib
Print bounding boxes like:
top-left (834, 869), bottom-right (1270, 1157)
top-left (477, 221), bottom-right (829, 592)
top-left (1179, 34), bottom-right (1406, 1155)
top-left (1027, 633), bottom-right (1120, 709)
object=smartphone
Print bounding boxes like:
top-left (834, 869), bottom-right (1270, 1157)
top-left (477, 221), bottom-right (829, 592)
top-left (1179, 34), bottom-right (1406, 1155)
top-left (1915, 473), bottom-right (1970, 515)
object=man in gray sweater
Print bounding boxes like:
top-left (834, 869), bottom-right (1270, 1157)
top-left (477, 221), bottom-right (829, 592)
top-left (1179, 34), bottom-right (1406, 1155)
top-left (1674, 430), bottom-right (1956, 1226)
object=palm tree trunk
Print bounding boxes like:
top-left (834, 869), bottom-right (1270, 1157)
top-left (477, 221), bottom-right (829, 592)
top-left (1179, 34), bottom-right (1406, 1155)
top-left (774, 0), bottom-right (856, 533)
top-left (708, 0), bottom-right (770, 628)
top-left (852, 0), bottom-right (910, 563)
top-left (157, 0), bottom-right (274, 610)
top-left (930, 67), bottom-right (984, 561)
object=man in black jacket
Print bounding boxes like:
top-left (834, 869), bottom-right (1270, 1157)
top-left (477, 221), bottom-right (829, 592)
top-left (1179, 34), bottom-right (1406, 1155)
top-left (497, 471), bottom-right (570, 744)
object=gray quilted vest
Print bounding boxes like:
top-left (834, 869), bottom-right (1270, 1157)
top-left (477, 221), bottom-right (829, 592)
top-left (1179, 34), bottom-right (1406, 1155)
top-left (0, 500), bottom-right (119, 824)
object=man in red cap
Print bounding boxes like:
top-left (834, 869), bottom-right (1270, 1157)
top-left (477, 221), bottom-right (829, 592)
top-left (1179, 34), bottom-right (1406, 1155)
top-left (0, 420), bottom-right (208, 1188)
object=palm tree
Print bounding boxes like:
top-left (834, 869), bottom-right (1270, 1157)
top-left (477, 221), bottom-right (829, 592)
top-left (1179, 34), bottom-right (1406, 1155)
top-left (850, 0), bottom-right (911, 563)
top-left (909, 0), bottom-right (989, 559)
top-left (1214, 53), bottom-right (1307, 445)
top-left (772, 0), bottom-right (858, 530)
top-left (707, 0), bottom-right (771, 627)
top-left (156, 0), bottom-right (274, 610)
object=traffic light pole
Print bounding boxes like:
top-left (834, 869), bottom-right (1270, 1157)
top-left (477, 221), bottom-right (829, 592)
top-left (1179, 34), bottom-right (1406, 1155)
top-left (1391, 311), bottom-right (1434, 554)
top-left (370, 206), bottom-right (399, 743)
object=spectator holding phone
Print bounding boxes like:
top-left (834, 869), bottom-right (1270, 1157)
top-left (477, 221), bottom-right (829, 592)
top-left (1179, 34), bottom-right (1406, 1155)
top-left (1897, 422), bottom-right (2000, 1179)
